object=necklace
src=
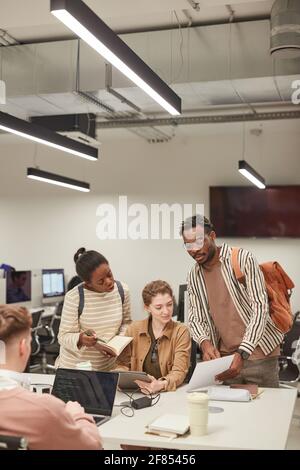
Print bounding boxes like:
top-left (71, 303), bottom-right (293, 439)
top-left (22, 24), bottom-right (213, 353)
top-left (152, 322), bottom-right (167, 340)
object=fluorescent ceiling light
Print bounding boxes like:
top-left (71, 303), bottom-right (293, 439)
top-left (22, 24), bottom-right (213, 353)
top-left (27, 168), bottom-right (90, 192)
top-left (50, 0), bottom-right (181, 116)
top-left (238, 160), bottom-right (266, 189)
top-left (0, 112), bottom-right (98, 161)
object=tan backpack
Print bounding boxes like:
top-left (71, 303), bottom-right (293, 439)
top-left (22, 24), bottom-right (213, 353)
top-left (231, 248), bottom-right (294, 334)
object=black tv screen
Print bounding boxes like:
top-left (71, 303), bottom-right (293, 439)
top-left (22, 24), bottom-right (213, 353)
top-left (210, 186), bottom-right (300, 238)
top-left (6, 271), bottom-right (32, 304)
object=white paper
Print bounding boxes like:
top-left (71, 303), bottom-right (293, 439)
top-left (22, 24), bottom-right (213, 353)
top-left (187, 355), bottom-right (234, 391)
top-left (207, 386), bottom-right (251, 402)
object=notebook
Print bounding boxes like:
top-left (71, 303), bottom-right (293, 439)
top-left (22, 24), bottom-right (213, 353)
top-left (147, 414), bottom-right (190, 436)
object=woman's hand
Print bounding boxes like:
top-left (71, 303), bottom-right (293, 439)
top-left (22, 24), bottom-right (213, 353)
top-left (135, 375), bottom-right (167, 394)
top-left (78, 330), bottom-right (98, 348)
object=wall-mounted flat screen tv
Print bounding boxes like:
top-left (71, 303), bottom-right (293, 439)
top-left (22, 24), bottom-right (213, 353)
top-left (210, 186), bottom-right (300, 238)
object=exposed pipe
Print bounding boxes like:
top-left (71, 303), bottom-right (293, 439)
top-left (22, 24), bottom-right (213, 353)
top-left (96, 110), bottom-right (300, 129)
top-left (0, 29), bottom-right (19, 46)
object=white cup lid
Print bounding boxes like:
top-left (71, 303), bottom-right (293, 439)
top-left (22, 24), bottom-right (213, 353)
top-left (187, 392), bottom-right (209, 403)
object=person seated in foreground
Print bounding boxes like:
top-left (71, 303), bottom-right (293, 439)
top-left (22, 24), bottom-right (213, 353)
top-left (0, 304), bottom-right (102, 450)
top-left (115, 280), bottom-right (191, 394)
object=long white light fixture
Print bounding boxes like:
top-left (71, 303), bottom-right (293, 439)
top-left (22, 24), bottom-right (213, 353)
top-left (238, 160), bottom-right (266, 189)
top-left (0, 112), bottom-right (98, 161)
top-left (27, 168), bottom-right (90, 192)
top-left (50, 0), bottom-right (181, 116)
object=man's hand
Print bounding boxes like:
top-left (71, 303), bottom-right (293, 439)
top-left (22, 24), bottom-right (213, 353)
top-left (65, 401), bottom-right (85, 417)
top-left (215, 352), bottom-right (244, 382)
top-left (201, 339), bottom-right (221, 361)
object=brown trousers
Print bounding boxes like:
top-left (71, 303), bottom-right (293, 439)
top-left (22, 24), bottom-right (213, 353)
top-left (224, 357), bottom-right (279, 388)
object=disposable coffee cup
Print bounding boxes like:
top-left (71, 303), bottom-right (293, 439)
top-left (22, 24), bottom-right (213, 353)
top-left (187, 392), bottom-right (209, 436)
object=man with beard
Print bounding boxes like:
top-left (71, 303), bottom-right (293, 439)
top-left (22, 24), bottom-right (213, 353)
top-left (181, 215), bottom-right (283, 387)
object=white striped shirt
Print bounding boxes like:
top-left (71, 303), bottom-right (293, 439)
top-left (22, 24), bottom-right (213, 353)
top-left (56, 282), bottom-right (131, 371)
top-left (187, 243), bottom-right (283, 355)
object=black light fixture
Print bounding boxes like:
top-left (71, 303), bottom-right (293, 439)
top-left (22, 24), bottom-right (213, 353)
top-left (238, 160), bottom-right (266, 189)
top-left (27, 168), bottom-right (90, 192)
top-left (0, 111), bottom-right (98, 161)
top-left (50, 0), bottom-right (181, 116)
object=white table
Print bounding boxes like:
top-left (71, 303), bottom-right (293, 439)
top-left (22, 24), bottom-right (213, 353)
top-left (26, 374), bottom-right (297, 450)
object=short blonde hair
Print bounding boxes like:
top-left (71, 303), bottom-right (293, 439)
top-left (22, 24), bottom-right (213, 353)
top-left (142, 280), bottom-right (173, 307)
top-left (0, 305), bottom-right (32, 342)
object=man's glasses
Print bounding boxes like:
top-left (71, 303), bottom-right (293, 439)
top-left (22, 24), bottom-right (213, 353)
top-left (183, 236), bottom-right (204, 251)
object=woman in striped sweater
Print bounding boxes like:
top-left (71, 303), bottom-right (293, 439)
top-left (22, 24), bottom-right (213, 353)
top-left (56, 248), bottom-right (132, 371)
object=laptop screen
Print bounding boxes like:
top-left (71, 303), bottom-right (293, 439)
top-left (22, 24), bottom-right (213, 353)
top-left (52, 368), bottom-right (119, 416)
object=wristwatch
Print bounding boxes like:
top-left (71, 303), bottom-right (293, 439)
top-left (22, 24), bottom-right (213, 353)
top-left (236, 348), bottom-right (250, 360)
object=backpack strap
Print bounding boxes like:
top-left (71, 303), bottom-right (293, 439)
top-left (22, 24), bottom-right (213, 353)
top-left (78, 281), bottom-right (124, 319)
top-left (231, 247), bottom-right (245, 283)
top-left (78, 284), bottom-right (85, 318)
top-left (115, 280), bottom-right (125, 305)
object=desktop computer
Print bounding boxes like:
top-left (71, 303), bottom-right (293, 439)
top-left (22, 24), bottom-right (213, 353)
top-left (42, 269), bottom-right (65, 305)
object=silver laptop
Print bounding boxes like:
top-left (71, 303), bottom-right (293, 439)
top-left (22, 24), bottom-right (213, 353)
top-left (52, 368), bottom-right (119, 426)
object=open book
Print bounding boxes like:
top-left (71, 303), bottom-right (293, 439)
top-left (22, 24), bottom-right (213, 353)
top-left (94, 335), bottom-right (132, 357)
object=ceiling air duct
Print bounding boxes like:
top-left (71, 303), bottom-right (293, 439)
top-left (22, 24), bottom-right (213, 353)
top-left (270, 0), bottom-right (300, 59)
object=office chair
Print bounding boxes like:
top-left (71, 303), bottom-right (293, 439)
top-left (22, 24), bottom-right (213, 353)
top-left (185, 339), bottom-right (199, 383)
top-left (30, 310), bottom-right (44, 356)
top-left (29, 314), bottom-right (56, 374)
top-left (0, 435), bottom-right (27, 450)
top-left (279, 312), bottom-right (300, 386)
top-left (42, 312), bottom-right (62, 361)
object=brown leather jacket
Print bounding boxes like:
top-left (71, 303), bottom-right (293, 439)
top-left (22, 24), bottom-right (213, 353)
top-left (115, 317), bottom-right (191, 391)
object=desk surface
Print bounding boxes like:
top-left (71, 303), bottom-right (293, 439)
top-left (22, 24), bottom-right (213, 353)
top-left (27, 374), bottom-right (297, 450)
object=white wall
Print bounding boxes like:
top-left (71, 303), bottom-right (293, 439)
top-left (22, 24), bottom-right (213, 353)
top-left (0, 119), bottom-right (300, 318)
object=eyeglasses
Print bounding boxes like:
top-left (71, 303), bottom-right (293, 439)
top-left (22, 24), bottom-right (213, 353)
top-left (183, 236), bottom-right (204, 251)
top-left (151, 340), bottom-right (158, 363)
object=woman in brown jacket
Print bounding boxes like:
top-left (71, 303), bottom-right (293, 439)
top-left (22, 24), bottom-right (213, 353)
top-left (115, 280), bottom-right (191, 394)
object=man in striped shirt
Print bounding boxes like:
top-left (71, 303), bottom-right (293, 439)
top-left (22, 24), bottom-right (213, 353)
top-left (181, 215), bottom-right (283, 387)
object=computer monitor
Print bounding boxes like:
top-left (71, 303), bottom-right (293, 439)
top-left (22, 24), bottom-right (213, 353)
top-left (42, 269), bottom-right (65, 303)
top-left (6, 271), bottom-right (32, 304)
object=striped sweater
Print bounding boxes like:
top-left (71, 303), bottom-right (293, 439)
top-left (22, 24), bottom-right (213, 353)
top-left (187, 243), bottom-right (283, 355)
top-left (56, 282), bottom-right (131, 371)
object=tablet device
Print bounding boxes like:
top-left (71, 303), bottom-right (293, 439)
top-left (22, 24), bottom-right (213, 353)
top-left (118, 371), bottom-right (152, 391)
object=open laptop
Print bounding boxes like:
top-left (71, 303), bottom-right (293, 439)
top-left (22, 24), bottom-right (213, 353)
top-left (51, 368), bottom-right (119, 426)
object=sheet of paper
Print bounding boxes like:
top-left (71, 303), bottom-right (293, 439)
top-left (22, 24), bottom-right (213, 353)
top-left (187, 355), bottom-right (234, 391)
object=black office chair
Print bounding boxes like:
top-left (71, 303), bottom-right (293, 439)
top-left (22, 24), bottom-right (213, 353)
top-left (29, 314), bottom-right (57, 374)
top-left (185, 339), bottom-right (199, 383)
top-left (30, 310), bottom-right (44, 356)
top-left (0, 435), bottom-right (27, 450)
top-left (279, 311), bottom-right (300, 385)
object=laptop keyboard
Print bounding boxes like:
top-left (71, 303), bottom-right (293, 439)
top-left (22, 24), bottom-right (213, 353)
top-left (53, 377), bottom-right (81, 403)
